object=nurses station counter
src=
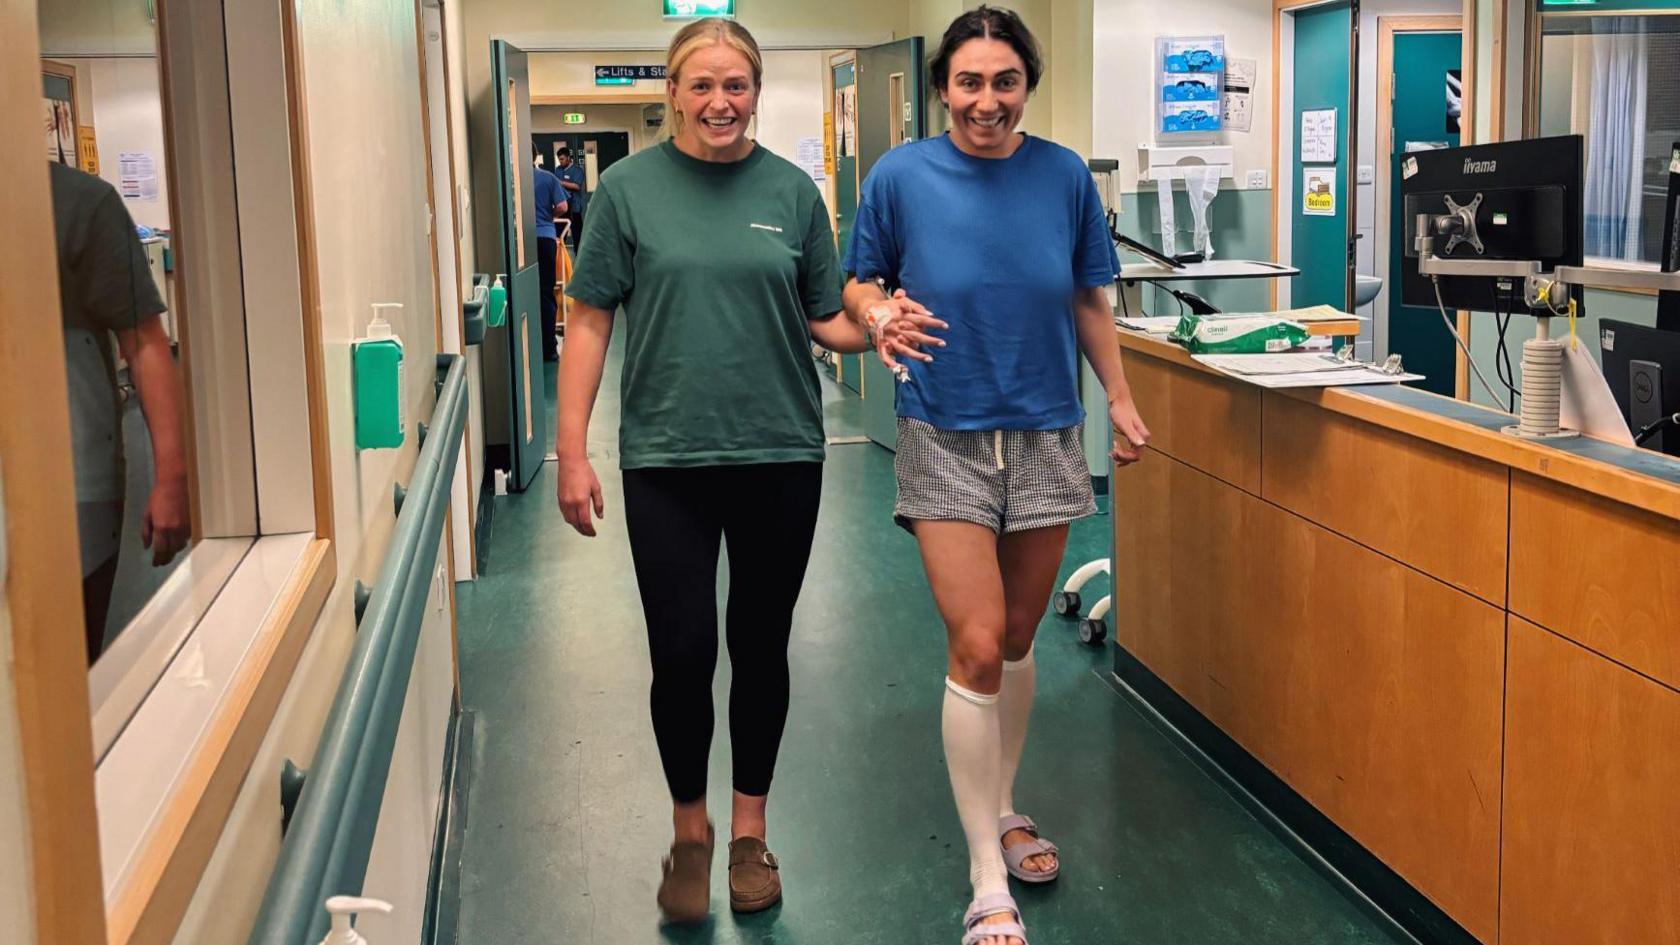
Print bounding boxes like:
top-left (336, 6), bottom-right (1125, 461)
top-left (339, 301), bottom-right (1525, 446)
top-left (1108, 327), bottom-right (1680, 945)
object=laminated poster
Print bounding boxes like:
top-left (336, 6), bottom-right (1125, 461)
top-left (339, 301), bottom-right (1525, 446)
top-left (119, 151), bottom-right (158, 202)
top-left (1300, 108), bottom-right (1337, 163)
top-left (1222, 58), bottom-right (1256, 133)
top-left (795, 136), bottom-right (825, 182)
top-left (1303, 167), bottom-right (1336, 217)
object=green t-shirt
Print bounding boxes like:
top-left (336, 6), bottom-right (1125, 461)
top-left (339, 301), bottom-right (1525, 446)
top-left (50, 162), bottom-right (166, 508)
top-left (566, 140), bottom-right (843, 468)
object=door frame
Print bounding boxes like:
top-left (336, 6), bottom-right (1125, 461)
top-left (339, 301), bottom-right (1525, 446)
top-left (826, 49), bottom-right (861, 393)
top-left (1376, 15), bottom-right (1472, 397)
top-left (417, 0), bottom-right (477, 587)
top-left (825, 48), bottom-right (859, 238)
top-left (5, 7), bottom-right (107, 943)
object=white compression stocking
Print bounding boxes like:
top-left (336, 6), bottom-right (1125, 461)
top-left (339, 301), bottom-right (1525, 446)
top-left (943, 677), bottom-right (1008, 898)
top-left (997, 648), bottom-right (1036, 819)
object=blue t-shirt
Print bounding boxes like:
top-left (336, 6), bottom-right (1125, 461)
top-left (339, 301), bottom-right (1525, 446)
top-left (533, 165), bottom-right (565, 239)
top-left (844, 134), bottom-right (1119, 430)
top-left (558, 162), bottom-right (587, 213)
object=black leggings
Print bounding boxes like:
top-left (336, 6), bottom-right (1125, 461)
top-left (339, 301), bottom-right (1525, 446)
top-left (622, 462), bottom-right (822, 803)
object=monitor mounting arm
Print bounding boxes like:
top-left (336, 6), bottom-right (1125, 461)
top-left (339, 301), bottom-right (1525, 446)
top-left (1414, 212), bottom-right (1680, 441)
top-left (1415, 213), bottom-right (1680, 310)
top-left (1439, 194), bottom-right (1483, 255)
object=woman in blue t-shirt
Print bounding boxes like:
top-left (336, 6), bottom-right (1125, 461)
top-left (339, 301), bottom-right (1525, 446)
top-left (841, 8), bottom-right (1150, 945)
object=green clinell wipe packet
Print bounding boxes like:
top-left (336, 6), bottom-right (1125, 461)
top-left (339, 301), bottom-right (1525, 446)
top-left (1171, 314), bottom-right (1310, 354)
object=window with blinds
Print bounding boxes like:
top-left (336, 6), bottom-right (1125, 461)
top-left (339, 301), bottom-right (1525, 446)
top-left (1538, 16), bottom-right (1680, 265)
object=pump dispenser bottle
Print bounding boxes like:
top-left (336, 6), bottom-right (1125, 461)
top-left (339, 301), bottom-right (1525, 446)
top-left (486, 274), bottom-right (508, 328)
top-left (354, 302), bottom-right (406, 450)
top-left (317, 896), bottom-right (392, 945)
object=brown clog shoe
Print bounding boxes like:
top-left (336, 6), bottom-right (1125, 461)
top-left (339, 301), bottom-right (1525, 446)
top-left (727, 836), bottom-right (782, 913)
top-left (656, 823), bottom-right (714, 924)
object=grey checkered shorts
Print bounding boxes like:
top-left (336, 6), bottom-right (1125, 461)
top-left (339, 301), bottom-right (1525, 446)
top-left (893, 417), bottom-right (1097, 535)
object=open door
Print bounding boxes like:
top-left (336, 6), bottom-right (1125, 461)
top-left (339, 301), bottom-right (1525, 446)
top-left (852, 36), bottom-right (926, 451)
top-left (1282, 1), bottom-right (1360, 313)
top-left (491, 40), bottom-right (547, 492)
top-left (1384, 25), bottom-right (1462, 396)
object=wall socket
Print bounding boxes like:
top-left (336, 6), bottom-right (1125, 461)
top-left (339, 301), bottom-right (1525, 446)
top-left (1246, 169), bottom-right (1269, 189)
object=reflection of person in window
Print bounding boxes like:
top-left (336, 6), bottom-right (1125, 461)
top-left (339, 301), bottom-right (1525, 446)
top-left (49, 162), bottom-right (190, 662)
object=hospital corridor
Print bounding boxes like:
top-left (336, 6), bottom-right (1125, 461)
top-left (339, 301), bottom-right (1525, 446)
top-left (445, 349), bottom-right (1403, 944)
top-left (5, 1), bottom-right (1679, 944)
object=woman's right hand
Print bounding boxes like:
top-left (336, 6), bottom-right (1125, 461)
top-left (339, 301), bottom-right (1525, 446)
top-left (557, 454), bottom-right (605, 537)
top-left (868, 289), bottom-right (948, 373)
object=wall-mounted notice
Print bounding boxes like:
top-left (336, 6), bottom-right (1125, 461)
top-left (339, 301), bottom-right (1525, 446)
top-left (822, 112), bottom-right (836, 178)
top-left (1303, 167), bottom-right (1336, 216)
top-left (835, 87), bottom-right (857, 157)
top-left (1301, 108), bottom-right (1337, 163)
top-left (1222, 58), bottom-right (1256, 133)
top-left (796, 136), bottom-right (825, 182)
top-left (77, 126), bottom-right (99, 174)
top-left (119, 151), bottom-right (158, 201)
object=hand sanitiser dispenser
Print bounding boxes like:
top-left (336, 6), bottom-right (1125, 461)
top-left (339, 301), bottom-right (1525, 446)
top-left (317, 895), bottom-right (393, 945)
top-left (485, 274), bottom-right (507, 328)
top-left (354, 302), bottom-right (405, 450)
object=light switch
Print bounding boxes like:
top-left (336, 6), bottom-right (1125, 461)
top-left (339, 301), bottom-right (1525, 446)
top-left (1245, 169), bottom-right (1269, 189)
top-left (1357, 164), bottom-right (1375, 184)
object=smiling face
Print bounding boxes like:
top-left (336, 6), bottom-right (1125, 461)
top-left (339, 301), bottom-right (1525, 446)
top-left (668, 42), bottom-right (758, 162)
top-left (939, 36), bottom-right (1028, 158)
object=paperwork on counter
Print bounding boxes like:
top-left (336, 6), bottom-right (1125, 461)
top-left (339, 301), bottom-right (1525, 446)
top-left (1114, 315), bottom-right (1182, 333)
top-left (1116, 306), bottom-right (1365, 337)
top-left (1192, 352), bottom-right (1424, 389)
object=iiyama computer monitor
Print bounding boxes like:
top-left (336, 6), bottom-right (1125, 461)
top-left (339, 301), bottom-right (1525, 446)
top-left (1399, 135), bottom-right (1585, 310)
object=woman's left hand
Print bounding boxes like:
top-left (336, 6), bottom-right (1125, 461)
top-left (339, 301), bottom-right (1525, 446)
top-left (1109, 395), bottom-right (1151, 466)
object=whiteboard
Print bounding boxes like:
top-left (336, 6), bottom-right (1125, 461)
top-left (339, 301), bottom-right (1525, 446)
top-left (1300, 108), bottom-right (1337, 163)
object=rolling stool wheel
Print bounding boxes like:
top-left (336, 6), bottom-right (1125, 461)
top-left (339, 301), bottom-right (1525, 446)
top-left (1078, 618), bottom-right (1108, 646)
top-left (1053, 590), bottom-right (1082, 616)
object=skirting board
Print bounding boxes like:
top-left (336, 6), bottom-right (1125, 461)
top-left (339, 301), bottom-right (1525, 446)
top-left (423, 708), bottom-right (473, 945)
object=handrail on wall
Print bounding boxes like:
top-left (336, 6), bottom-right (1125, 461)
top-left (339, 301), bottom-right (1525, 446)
top-left (250, 353), bottom-right (468, 945)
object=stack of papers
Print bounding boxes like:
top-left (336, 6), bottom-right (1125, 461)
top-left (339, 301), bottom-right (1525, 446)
top-left (1269, 304), bottom-right (1360, 323)
top-left (1222, 305), bottom-right (1365, 337)
top-left (1115, 315), bottom-right (1181, 334)
top-left (1192, 353), bottom-right (1424, 389)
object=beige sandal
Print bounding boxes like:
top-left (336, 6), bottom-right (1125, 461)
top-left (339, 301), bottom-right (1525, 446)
top-left (656, 823), bottom-right (714, 924)
top-left (727, 836), bottom-right (782, 913)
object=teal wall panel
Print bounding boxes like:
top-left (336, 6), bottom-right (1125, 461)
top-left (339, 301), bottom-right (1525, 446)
top-left (1117, 188), bottom-right (1280, 314)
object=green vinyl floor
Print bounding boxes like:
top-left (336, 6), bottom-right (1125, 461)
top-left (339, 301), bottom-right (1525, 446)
top-left (452, 330), bottom-right (1406, 945)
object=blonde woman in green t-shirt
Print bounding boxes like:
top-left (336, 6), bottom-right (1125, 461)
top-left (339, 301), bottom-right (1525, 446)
top-left (556, 16), bottom-right (933, 925)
